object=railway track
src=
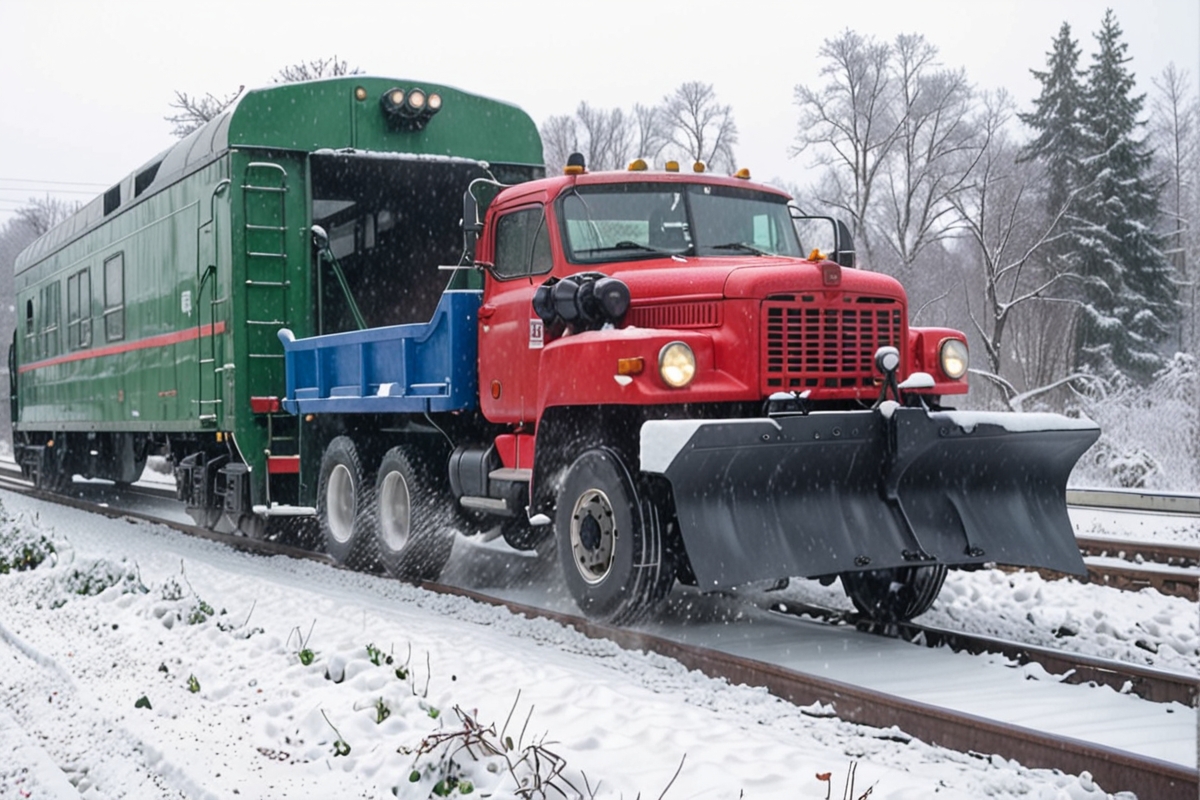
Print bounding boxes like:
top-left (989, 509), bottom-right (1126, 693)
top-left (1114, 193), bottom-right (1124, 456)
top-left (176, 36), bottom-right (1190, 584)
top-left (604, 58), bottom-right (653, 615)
top-left (0, 473), bottom-right (1195, 798)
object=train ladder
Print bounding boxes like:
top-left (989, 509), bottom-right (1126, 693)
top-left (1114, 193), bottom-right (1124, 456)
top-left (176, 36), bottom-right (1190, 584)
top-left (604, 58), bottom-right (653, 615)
top-left (242, 162), bottom-right (292, 505)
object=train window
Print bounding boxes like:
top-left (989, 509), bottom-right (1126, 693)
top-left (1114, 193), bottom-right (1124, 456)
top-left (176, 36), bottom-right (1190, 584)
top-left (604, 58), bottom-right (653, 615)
top-left (134, 163), bottom-right (160, 197)
top-left (67, 268), bottom-right (92, 350)
top-left (39, 282), bottom-right (60, 357)
top-left (24, 299), bottom-right (35, 359)
top-left (103, 185), bottom-right (121, 216)
top-left (103, 253), bottom-right (124, 341)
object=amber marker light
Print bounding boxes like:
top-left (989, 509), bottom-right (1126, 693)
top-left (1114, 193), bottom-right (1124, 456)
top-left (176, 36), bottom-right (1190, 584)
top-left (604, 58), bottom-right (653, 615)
top-left (617, 357), bottom-right (645, 376)
top-left (665, 161), bottom-right (680, 172)
top-left (734, 168), bottom-right (751, 179)
top-left (628, 158), bottom-right (648, 171)
top-left (692, 161), bottom-right (706, 173)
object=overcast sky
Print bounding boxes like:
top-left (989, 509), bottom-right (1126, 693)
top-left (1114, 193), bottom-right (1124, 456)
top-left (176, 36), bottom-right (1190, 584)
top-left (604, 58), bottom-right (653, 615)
top-left (1, 0), bottom-right (1197, 226)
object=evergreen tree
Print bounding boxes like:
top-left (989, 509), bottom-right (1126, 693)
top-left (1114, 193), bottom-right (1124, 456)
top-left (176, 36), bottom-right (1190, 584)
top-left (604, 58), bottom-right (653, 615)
top-left (1019, 22), bottom-right (1086, 216)
top-left (1074, 10), bottom-right (1179, 379)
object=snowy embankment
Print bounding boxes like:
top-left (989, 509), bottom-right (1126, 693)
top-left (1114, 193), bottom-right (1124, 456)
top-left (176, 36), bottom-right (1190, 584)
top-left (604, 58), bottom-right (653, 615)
top-left (0, 490), bottom-right (1186, 799)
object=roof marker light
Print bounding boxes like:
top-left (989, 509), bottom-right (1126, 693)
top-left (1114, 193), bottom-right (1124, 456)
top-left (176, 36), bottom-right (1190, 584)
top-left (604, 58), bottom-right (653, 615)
top-left (665, 160), bottom-right (680, 172)
top-left (692, 161), bottom-right (706, 173)
top-left (734, 168), bottom-right (751, 179)
top-left (564, 152), bottom-right (586, 175)
top-left (628, 158), bottom-right (648, 171)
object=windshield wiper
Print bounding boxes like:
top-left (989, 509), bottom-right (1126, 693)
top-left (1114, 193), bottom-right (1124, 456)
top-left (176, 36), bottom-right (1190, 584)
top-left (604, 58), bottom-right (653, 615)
top-left (576, 241), bottom-right (685, 257)
top-left (711, 241), bottom-right (772, 256)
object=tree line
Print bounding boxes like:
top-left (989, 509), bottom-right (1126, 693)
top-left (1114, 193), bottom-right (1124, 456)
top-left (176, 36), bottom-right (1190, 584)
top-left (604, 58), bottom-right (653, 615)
top-left (3, 20), bottom-right (1196, 411)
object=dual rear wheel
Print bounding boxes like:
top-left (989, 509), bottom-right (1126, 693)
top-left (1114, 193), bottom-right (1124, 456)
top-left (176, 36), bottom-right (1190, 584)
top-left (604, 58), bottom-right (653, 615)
top-left (317, 437), bottom-right (454, 582)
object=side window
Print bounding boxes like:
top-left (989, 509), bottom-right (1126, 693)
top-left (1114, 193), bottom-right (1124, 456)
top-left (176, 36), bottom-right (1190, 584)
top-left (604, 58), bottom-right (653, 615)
top-left (492, 206), bottom-right (552, 280)
top-left (39, 282), bottom-right (60, 358)
top-left (24, 299), bottom-right (36, 359)
top-left (103, 253), bottom-right (125, 342)
top-left (67, 268), bottom-right (92, 350)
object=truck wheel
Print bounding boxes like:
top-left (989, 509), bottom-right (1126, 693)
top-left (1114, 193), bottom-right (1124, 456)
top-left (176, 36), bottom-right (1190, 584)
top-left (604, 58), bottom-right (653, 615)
top-left (555, 448), bottom-right (675, 624)
top-left (840, 564), bottom-right (948, 624)
top-left (373, 447), bottom-right (454, 583)
top-left (317, 436), bottom-right (377, 570)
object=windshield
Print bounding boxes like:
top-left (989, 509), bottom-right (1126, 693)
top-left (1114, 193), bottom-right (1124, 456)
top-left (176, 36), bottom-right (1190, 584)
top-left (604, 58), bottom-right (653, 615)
top-left (558, 182), bottom-right (803, 263)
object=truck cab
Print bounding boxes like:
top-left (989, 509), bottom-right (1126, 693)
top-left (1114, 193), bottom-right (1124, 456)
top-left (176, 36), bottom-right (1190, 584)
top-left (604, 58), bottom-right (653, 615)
top-left (280, 156), bottom-right (1097, 626)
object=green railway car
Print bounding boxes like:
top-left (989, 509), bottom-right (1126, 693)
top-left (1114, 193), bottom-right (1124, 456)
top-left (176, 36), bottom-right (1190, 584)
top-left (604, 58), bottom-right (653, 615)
top-left (11, 77), bottom-right (542, 533)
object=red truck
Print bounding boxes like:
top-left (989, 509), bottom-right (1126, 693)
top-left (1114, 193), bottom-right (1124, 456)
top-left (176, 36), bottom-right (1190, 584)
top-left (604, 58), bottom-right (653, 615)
top-left (279, 155), bottom-right (1099, 624)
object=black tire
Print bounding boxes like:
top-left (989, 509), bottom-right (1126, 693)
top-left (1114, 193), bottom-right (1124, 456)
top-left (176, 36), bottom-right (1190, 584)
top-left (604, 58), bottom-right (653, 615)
top-left (316, 436), bottom-right (377, 570)
top-left (840, 564), bottom-right (948, 624)
top-left (555, 448), bottom-right (675, 625)
top-left (372, 447), bottom-right (454, 583)
top-left (35, 445), bottom-right (72, 494)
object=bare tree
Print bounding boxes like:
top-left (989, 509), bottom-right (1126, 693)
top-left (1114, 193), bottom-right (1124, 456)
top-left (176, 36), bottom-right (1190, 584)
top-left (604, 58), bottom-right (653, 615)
top-left (881, 34), bottom-right (981, 278)
top-left (539, 114), bottom-right (580, 175)
top-left (1149, 63), bottom-right (1199, 352)
top-left (165, 87), bottom-right (244, 139)
top-left (575, 102), bottom-right (634, 171)
top-left (632, 103), bottom-right (670, 165)
top-left (947, 92), bottom-right (1086, 406)
top-left (13, 195), bottom-right (80, 237)
top-left (166, 56), bottom-right (362, 139)
top-left (539, 103), bottom-right (637, 173)
top-left (792, 30), bottom-right (902, 267)
top-left (661, 81), bottom-right (739, 172)
top-left (274, 56), bottom-right (361, 83)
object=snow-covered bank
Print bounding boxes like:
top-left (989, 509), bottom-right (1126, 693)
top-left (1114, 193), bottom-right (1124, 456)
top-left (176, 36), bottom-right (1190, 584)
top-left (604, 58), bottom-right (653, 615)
top-left (0, 490), bottom-right (1171, 799)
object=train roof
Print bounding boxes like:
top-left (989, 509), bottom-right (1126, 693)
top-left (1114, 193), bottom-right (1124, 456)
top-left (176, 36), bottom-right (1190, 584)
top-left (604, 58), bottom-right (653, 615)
top-left (16, 77), bottom-right (542, 271)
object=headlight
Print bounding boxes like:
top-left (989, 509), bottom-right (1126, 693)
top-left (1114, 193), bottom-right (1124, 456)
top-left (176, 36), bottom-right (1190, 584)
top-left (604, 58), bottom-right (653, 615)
top-left (939, 338), bottom-right (968, 380)
top-left (659, 342), bottom-right (696, 388)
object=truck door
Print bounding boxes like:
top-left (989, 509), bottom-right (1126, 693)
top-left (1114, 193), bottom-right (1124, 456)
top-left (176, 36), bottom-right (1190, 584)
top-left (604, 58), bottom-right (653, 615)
top-left (477, 204), bottom-right (554, 425)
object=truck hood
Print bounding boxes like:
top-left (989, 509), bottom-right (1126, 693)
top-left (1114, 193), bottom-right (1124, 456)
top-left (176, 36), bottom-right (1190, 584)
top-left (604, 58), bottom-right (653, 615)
top-left (605, 257), bottom-right (906, 303)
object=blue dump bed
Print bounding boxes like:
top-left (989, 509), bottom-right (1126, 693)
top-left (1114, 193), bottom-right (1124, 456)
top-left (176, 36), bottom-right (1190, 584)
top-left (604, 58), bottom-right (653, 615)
top-left (278, 290), bottom-right (480, 415)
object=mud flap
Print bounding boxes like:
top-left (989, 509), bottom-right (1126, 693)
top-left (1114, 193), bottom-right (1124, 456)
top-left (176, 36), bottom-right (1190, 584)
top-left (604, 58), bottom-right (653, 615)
top-left (639, 409), bottom-right (1099, 592)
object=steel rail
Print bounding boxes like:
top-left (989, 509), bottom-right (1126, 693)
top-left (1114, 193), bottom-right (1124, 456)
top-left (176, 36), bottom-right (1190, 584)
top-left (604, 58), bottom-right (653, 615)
top-left (1076, 535), bottom-right (1200, 568)
top-left (1068, 487), bottom-right (1200, 515)
top-left (1, 478), bottom-right (1195, 798)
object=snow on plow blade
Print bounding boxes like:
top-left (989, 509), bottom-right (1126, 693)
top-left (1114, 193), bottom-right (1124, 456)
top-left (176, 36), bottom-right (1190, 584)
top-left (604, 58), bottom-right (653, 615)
top-left (639, 409), bottom-right (1100, 591)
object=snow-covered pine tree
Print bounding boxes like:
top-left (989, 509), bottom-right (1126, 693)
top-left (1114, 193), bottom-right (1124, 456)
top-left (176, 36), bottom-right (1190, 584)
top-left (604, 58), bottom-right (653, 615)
top-left (1019, 22), bottom-right (1086, 218)
top-left (1074, 10), bottom-right (1180, 380)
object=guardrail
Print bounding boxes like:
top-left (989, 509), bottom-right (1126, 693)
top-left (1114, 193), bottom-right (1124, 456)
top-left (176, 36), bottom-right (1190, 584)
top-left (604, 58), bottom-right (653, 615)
top-left (1067, 487), bottom-right (1200, 515)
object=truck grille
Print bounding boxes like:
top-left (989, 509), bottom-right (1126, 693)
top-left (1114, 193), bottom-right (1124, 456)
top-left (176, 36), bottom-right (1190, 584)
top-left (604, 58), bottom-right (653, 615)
top-left (762, 295), bottom-right (903, 391)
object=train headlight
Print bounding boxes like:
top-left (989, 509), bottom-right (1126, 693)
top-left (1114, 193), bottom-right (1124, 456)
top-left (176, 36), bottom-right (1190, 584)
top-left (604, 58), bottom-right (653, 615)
top-left (659, 342), bottom-right (696, 388)
top-left (380, 87), bottom-right (442, 129)
top-left (940, 338), bottom-right (969, 380)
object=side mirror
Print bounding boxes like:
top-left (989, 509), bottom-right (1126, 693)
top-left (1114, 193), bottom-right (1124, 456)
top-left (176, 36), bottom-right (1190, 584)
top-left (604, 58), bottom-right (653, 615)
top-left (833, 219), bottom-right (856, 269)
top-left (790, 209), bottom-right (856, 269)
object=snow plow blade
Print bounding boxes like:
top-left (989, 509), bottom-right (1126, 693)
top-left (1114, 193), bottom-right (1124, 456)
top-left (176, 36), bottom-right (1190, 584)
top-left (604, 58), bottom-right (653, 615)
top-left (639, 409), bottom-right (1100, 591)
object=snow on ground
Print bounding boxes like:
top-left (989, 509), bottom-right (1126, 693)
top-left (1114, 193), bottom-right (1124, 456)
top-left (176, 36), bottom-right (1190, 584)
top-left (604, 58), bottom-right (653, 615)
top-left (0, 490), bottom-right (1174, 799)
